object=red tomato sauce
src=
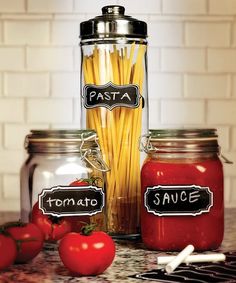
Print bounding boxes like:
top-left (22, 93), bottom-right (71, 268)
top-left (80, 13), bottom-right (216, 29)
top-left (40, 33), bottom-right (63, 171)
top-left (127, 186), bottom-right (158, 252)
top-left (141, 156), bottom-right (224, 251)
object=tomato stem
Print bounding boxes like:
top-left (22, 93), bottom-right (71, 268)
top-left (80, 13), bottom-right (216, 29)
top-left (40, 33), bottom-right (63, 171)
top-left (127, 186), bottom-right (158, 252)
top-left (16, 238), bottom-right (38, 252)
top-left (0, 220), bottom-right (26, 236)
top-left (80, 222), bottom-right (97, 236)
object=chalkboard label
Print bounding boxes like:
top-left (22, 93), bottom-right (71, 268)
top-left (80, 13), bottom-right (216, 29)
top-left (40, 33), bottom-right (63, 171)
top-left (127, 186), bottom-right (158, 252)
top-left (83, 81), bottom-right (140, 110)
top-left (38, 185), bottom-right (105, 217)
top-left (144, 185), bottom-right (213, 216)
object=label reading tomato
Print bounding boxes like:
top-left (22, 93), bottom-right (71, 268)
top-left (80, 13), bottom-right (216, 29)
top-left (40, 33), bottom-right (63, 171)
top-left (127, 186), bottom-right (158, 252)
top-left (38, 185), bottom-right (105, 217)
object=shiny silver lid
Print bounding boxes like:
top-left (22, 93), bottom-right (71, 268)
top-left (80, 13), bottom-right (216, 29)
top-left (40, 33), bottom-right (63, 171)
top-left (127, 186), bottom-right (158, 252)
top-left (25, 129), bottom-right (98, 153)
top-left (140, 128), bottom-right (220, 154)
top-left (80, 5), bottom-right (147, 40)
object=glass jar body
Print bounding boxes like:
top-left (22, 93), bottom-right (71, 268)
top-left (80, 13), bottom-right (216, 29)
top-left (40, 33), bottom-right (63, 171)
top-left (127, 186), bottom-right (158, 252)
top-left (141, 152), bottom-right (224, 251)
top-left (81, 39), bottom-right (148, 237)
top-left (21, 152), bottom-right (106, 231)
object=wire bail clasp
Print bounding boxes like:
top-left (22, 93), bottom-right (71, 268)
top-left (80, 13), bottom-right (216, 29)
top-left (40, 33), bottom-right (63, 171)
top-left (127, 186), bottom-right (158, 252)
top-left (139, 134), bottom-right (156, 153)
top-left (80, 132), bottom-right (110, 172)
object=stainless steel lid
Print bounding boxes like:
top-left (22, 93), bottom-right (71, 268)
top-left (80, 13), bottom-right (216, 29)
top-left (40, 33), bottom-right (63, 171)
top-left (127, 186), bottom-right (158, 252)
top-left (80, 5), bottom-right (147, 40)
top-left (25, 129), bottom-right (99, 153)
top-left (140, 128), bottom-right (220, 154)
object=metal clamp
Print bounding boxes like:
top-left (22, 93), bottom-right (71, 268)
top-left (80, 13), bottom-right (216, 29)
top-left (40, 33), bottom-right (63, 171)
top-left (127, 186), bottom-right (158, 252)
top-left (80, 132), bottom-right (110, 172)
top-left (139, 134), bottom-right (156, 153)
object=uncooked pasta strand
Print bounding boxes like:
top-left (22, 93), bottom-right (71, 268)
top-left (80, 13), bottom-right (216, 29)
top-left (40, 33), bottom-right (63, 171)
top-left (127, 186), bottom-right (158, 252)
top-left (82, 43), bottom-right (146, 234)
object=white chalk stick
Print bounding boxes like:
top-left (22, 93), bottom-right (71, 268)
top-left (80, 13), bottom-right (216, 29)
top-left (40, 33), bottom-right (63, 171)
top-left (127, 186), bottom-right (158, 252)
top-left (165, 245), bottom-right (195, 274)
top-left (158, 253), bottom-right (226, 265)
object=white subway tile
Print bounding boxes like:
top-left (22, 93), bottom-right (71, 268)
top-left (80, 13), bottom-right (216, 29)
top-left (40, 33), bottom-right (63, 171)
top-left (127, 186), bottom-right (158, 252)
top-left (148, 48), bottom-right (160, 72)
top-left (231, 127), bottom-right (236, 150)
top-left (224, 177), bottom-right (231, 205)
top-left (209, 0), bottom-right (236, 15)
top-left (163, 0), bottom-right (207, 15)
top-left (0, 23), bottom-right (2, 43)
top-left (0, 199), bottom-right (20, 212)
top-left (161, 48), bottom-right (205, 72)
top-left (51, 124), bottom-right (80, 129)
top-left (185, 75), bottom-right (230, 98)
top-left (161, 100), bottom-right (205, 124)
top-left (27, 99), bottom-right (73, 123)
top-left (216, 126), bottom-right (230, 151)
top-left (52, 21), bottom-right (80, 45)
top-left (0, 99), bottom-right (24, 122)
top-left (186, 23), bottom-right (230, 47)
top-left (0, 74), bottom-right (2, 95)
top-left (149, 73), bottom-right (182, 98)
top-left (232, 23), bottom-right (236, 46)
top-left (230, 75), bottom-right (236, 98)
top-left (52, 73), bottom-right (79, 97)
top-left (0, 48), bottom-right (24, 71)
top-left (207, 101), bottom-right (236, 125)
top-left (27, 47), bottom-right (73, 71)
top-left (0, 126), bottom-right (2, 148)
top-left (4, 21), bottom-right (50, 45)
top-left (28, 0), bottom-right (73, 13)
top-left (118, 0), bottom-right (161, 14)
top-left (3, 175), bottom-right (20, 199)
top-left (224, 152), bottom-right (236, 177)
top-left (208, 49), bottom-right (236, 72)
top-left (4, 73), bottom-right (49, 97)
top-left (73, 98), bottom-right (81, 124)
top-left (149, 22), bottom-right (183, 47)
top-left (0, 0), bottom-right (25, 12)
top-left (74, 0), bottom-right (118, 14)
top-left (74, 47), bottom-right (81, 72)
top-left (0, 150), bottom-right (24, 173)
top-left (4, 124), bottom-right (49, 149)
top-left (149, 100), bottom-right (161, 128)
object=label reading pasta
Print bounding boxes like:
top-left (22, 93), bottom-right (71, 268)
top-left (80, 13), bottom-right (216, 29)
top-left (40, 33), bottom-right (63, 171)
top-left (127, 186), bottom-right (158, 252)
top-left (38, 186), bottom-right (105, 217)
top-left (83, 81), bottom-right (140, 110)
top-left (144, 185), bottom-right (213, 216)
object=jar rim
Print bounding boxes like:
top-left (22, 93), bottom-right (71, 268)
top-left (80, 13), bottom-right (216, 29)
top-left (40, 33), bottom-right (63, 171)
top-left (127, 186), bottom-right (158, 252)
top-left (28, 129), bottom-right (97, 140)
top-left (25, 129), bottom-right (99, 153)
top-left (149, 128), bottom-right (218, 140)
top-left (140, 128), bottom-right (220, 154)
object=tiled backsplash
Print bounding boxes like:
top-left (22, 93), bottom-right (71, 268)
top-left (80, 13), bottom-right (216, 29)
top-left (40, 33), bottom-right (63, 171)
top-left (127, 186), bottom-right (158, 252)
top-left (0, 0), bottom-right (235, 211)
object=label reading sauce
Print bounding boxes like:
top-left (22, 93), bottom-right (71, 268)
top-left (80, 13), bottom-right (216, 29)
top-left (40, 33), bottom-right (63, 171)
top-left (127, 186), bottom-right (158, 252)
top-left (144, 185), bottom-right (213, 216)
top-left (83, 81), bottom-right (140, 110)
top-left (39, 186), bottom-right (104, 217)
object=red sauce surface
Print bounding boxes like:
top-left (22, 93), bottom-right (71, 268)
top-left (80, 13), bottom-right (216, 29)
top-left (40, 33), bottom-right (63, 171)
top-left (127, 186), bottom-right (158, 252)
top-left (141, 156), bottom-right (224, 251)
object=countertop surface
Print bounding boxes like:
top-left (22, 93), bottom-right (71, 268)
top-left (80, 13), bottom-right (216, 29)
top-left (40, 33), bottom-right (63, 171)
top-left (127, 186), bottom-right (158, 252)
top-left (0, 209), bottom-right (236, 283)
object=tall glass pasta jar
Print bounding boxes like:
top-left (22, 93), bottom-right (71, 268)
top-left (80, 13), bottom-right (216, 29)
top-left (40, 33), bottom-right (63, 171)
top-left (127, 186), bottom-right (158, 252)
top-left (20, 130), bottom-right (109, 234)
top-left (80, 6), bottom-right (148, 237)
top-left (140, 129), bottom-right (224, 251)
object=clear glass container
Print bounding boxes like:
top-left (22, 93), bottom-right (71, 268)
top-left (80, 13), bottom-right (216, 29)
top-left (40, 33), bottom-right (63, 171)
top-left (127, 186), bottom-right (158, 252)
top-left (80, 5), bottom-right (148, 237)
top-left (140, 129), bottom-right (224, 251)
top-left (20, 129), bottom-right (109, 232)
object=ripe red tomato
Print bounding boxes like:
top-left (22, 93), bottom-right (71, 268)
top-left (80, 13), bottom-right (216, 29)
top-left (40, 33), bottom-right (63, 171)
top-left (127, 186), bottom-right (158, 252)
top-left (0, 233), bottom-right (17, 270)
top-left (31, 202), bottom-right (72, 241)
top-left (69, 179), bottom-right (90, 186)
top-left (6, 222), bottom-right (44, 263)
top-left (58, 229), bottom-right (116, 276)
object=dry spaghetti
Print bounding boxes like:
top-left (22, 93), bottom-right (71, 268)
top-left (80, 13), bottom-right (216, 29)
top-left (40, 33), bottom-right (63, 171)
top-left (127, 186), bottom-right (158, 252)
top-left (82, 43), bottom-right (146, 234)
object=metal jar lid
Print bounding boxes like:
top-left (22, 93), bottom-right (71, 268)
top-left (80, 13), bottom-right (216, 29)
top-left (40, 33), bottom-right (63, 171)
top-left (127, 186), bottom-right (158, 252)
top-left (80, 5), bottom-right (147, 40)
top-left (140, 128), bottom-right (220, 154)
top-left (25, 129), bottom-right (110, 172)
top-left (25, 129), bottom-right (99, 154)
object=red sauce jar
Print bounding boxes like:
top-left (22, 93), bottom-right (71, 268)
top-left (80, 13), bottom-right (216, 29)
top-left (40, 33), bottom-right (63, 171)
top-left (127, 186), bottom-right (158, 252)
top-left (140, 129), bottom-right (224, 251)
